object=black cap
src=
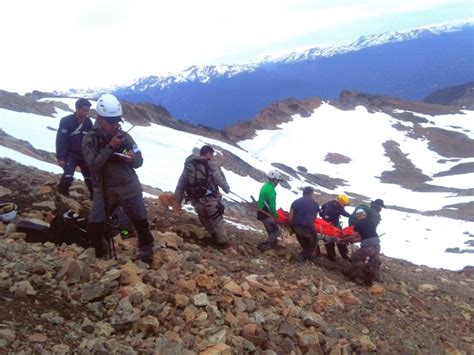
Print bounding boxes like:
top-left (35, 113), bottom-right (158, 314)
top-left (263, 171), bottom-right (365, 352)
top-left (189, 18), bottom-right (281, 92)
top-left (302, 186), bottom-right (314, 196)
top-left (371, 199), bottom-right (385, 208)
top-left (200, 145), bottom-right (214, 156)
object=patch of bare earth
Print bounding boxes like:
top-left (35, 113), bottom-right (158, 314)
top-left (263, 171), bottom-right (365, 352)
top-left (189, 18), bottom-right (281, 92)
top-left (324, 153), bottom-right (351, 164)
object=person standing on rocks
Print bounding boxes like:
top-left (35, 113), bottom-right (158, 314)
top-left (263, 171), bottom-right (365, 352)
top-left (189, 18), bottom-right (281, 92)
top-left (369, 198), bottom-right (384, 228)
top-left (348, 198), bottom-right (385, 229)
top-left (82, 94), bottom-right (154, 263)
top-left (174, 145), bottom-right (231, 248)
top-left (288, 186), bottom-right (320, 262)
top-left (345, 208), bottom-right (381, 285)
top-left (56, 98), bottom-right (94, 198)
top-left (319, 194), bottom-right (351, 261)
top-left (256, 170), bottom-right (283, 252)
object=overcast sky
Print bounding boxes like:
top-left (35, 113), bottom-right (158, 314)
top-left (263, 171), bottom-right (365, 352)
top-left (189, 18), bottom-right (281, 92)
top-left (1, 0), bottom-right (472, 93)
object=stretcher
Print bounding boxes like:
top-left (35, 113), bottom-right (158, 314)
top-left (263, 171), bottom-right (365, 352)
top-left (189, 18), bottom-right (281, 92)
top-left (275, 208), bottom-right (359, 243)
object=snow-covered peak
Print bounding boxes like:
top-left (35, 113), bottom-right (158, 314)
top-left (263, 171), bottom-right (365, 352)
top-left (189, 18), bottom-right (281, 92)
top-left (127, 63), bottom-right (258, 92)
top-left (54, 84), bottom-right (119, 99)
top-left (262, 20), bottom-right (474, 64)
top-left (58, 20), bottom-right (473, 95)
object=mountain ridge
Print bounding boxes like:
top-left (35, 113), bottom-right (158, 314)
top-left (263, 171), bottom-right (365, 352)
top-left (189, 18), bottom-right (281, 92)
top-left (110, 23), bottom-right (474, 128)
top-left (58, 20), bottom-right (473, 95)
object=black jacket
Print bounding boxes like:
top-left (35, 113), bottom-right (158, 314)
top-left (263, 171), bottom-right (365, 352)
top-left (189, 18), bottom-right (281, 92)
top-left (319, 200), bottom-right (350, 226)
top-left (56, 114), bottom-right (93, 161)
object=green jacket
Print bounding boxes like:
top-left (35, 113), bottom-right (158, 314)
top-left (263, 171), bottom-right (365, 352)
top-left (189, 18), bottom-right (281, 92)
top-left (82, 125), bottom-right (143, 199)
top-left (257, 181), bottom-right (277, 218)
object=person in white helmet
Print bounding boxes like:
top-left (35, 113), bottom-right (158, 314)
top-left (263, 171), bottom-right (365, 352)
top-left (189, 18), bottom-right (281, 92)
top-left (81, 94), bottom-right (154, 263)
top-left (256, 170), bottom-right (283, 252)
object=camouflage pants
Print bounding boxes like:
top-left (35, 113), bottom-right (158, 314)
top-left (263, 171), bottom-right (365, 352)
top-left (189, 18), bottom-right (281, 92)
top-left (350, 245), bottom-right (381, 285)
top-left (193, 196), bottom-right (227, 244)
top-left (257, 217), bottom-right (281, 251)
top-left (293, 225), bottom-right (317, 260)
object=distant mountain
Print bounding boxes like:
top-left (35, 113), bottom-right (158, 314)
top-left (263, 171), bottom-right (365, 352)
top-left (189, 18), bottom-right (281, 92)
top-left (423, 81), bottom-right (474, 108)
top-left (61, 22), bottom-right (474, 129)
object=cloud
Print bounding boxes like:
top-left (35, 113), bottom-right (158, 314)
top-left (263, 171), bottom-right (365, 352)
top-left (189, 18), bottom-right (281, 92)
top-left (0, 0), bottom-right (471, 92)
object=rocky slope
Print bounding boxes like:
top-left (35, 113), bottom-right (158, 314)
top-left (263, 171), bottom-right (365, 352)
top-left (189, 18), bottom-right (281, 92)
top-left (0, 159), bottom-right (473, 354)
top-left (224, 98), bottom-right (322, 142)
top-left (0, 90), bottom-right (236, 147)
top-left (423, 81), bottom-right (474, 109)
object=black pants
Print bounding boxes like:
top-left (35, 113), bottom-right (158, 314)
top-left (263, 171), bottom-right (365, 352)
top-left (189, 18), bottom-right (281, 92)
top-left (293, 225), bottom-right (317, 260)
top-left (88, 191), bottom-right (154, 261)
top-left (58, 155), bottom-right (93, 198)
top-left (325, 241), bottom-right (349, 260)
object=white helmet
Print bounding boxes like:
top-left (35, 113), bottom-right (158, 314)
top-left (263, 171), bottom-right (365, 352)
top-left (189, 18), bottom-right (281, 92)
top-left (0, 203), bottom-right (17, 223)
top-left (96, 94), bottom-right (122, 118)
top-left (267, 169), bottom-right (282, 180)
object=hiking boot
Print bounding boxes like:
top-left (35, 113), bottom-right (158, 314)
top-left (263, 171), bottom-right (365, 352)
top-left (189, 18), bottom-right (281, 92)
top-left (87, 222), bottom-right (109, 259)
top-left (96, 238), bottom-right (110, 260)
top-left (295, 254), bottom-right (306, 263)
top-left (139, 243), bottom-right (154, 265)
top-left (307, 256), bottom-right (320, 264)
top-left (257, 242), bottom-right (271, 252)
top-left (215, 241), bottom-right (231, 249)
top-left (214, 233), bottom-right (230, 248)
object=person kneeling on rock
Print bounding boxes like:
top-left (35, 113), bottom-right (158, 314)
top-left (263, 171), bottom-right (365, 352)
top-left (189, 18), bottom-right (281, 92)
top-left (344, 209), bottom-right (381, 286)
top-left (81, 94), bottom-right (154, 263)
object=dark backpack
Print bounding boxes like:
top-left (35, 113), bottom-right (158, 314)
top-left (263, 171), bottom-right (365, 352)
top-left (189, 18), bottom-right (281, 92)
top-left (348, 204), bottom-right (372, 226)
top-left (16, 220), bottom-right (54, 243)
top-left (184, 158), bottom-right (211, 199)
top-left (49, 210), bottom-right (90, 248)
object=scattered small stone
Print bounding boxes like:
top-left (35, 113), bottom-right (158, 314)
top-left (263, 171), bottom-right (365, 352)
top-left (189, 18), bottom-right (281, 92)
top-left (9, 280), bottom-right (36, 296)
top-left (418, 284), bottom-right (438, 293)
top-left (27, 333), bottom-right (48, 343)
top-left (278, 322), bottom-right (296, 337)
top-left (7, 232), bottom-right (26, 240)
top-left (223, 280), bottom-right (243, 296)
top-left (51, 344), bottom-right (71, 355)
top-left (0, 328), bottom-right (15, 343)
top-left (368, 284), bottom-right (385, 296)
top-left (200, 342), bottom-right (231, 355)
top-left (81, 317), bottom-right (95, 334)
top-left (134, 315), bottom-right (160, 336)
top-left (95, 322), bottom-right (114, 337)
top-left (193, 293), bottom-right (209, 307)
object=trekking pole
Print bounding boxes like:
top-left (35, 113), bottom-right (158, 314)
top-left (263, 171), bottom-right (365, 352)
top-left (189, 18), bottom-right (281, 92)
top-left (226, 193), bottom-right (276, 219)
top-left (229, 190), bottom-right (251, 203)
top-left (101, 170), bottom-right (117, 260)
top-left (223, 194), bottom-right (244, 205)
top-left (118, 125), bottom-right (136, 138)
